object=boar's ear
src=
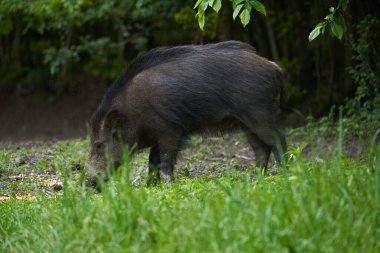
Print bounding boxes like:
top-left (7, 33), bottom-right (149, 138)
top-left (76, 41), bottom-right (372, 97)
top-left (104, 109), bottom-right (123, 133)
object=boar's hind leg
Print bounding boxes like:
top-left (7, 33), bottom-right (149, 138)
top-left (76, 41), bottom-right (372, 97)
top-left (252, 127), bottom-right (287, 167)
top-left (147, 144), bottom-right (161, 186)
top-left (245, 132), bottom-right (271, 169)
top-left (157, 134), bottom-right (182, 183)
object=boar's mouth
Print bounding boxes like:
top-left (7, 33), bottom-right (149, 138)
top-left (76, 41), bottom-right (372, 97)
top-left (83, 158), bottom-right (122, 189)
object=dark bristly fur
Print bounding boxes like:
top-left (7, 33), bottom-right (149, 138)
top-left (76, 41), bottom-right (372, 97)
top-left (91, 45), bottom-right (197, 134)
top-left (85, 40), bottom-right (287, 187)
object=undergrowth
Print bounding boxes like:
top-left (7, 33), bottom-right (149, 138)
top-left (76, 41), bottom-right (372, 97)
top-left (0, 129), bottom-right (379, 252)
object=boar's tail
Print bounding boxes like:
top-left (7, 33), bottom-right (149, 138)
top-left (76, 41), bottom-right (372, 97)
top-left (274, 65), bottom-right (288, 112)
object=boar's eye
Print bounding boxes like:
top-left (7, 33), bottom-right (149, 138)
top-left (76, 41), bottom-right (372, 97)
top-left (94, 142), bottom-right (105, 153)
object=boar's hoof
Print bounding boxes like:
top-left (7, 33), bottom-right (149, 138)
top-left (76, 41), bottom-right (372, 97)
top-left (85, 176), bottom-right (102, 192)
top-left (160, 173), bottom-right (174, 184)
top-left (147, 176), bottom-right (160, 187)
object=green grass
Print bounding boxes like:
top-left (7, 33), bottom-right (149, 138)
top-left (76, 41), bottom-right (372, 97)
top-left (1, 139), bottom-right (379, 252)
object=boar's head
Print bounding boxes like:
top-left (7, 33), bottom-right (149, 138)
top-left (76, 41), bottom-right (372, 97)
top-left (84, 108), bottom-right (124, 188)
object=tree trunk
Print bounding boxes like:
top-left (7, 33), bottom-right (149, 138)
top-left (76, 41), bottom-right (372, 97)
top-left (264, 16), bottom-right (279, 61)
top-left (218, 3), bottom-right (232, 41)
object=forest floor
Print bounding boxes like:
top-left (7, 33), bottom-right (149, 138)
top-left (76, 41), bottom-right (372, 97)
top-left (0, 128), bottom-right (371, 201)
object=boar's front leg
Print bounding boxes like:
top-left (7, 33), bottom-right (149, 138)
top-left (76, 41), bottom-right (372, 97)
top-left (157, 135), bottom-right (182, 183)
top-left (147, 144), bottom-right (160, 186)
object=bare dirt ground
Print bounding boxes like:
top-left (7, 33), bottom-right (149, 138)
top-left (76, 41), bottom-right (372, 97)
top-left (0, 127), bottom-right (371, 201)
top-left (0, 133), bottom-right (265, 200)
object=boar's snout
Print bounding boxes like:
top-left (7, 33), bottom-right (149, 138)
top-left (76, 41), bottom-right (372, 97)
top-left (83, 159), bottom-right (106, 189)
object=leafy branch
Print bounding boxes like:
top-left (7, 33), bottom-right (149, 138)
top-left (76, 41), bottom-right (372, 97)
top-left (308, 0), bottom-right (349, 42)
top-left (194, 0), bottom-right (266, 30)
top-left (194, 0), bottom-right (350, 43)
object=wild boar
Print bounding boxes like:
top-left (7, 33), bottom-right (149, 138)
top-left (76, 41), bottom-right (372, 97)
top-left (84, 40), bottom-right (287, 187)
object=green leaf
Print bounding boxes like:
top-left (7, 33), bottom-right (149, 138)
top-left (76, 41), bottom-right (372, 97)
top-left (198, 13), bottom-right (205, 31)
top-left (194, 0), bottom-right (203, 9)
top-left (251, 0), bottom-right (266, 16)
top-left (330, 21), bottom-right (343, 40)
top-left (244, 2), bottom-right (252, 12)
top-left (212, 0), bottom-right (222, 12)
top-left (325, 13), bottom-right (333, 21)
top-left (232, 0), bottom-right (244, 9)
top-left (309, 26), bottom-right (322, 42)
top-left (208, 0), bottom-right (215, 7)
top-left (200, 0), bottom-right (209, 11)
top-left (240, 8), bottom-right (251, 27)
top-left (336, 14), bottom-right (346, 30)
top-left (316, 21), bottom-right (326, 28)
top-left (233, 4), bottom-right (244, 20)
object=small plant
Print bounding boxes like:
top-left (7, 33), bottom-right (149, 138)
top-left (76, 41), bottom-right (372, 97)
top-left (345, 15), bottom-right (380, 134)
